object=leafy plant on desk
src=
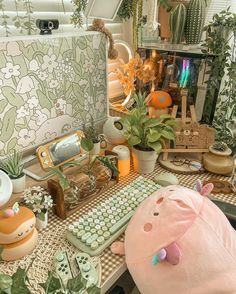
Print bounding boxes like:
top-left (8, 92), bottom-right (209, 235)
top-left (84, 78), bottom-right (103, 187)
top-left (0, 150), bottom-right (24, 179)
top-left (0, 267), bottom-right (100, 294)
top-left (201, 8), bottom-right (236, 149)
top-left (40, 271), bottom-right (100, 294)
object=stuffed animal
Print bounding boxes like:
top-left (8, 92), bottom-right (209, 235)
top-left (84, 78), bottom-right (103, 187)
top-left (0, 204), bottom-right (38, 261)
top-left (111, 181), bottom-right (236, 294)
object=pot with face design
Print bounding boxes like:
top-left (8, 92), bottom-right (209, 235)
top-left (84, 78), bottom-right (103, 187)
top-left (0, 206), bottom-right (38, 261)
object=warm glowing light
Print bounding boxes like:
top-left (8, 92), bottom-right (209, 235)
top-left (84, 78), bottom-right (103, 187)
top-left (112, 145), bottom-right (130, 177)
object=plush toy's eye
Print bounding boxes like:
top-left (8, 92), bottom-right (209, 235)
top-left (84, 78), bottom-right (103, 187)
top-left (144, 223), bottom-right (152, 232)
top-left (30, 224), bottom-right (34, 228)
top-left (18, 232), bottom-right (23, 237)
top-left (169, 190), bottom-right (174, 192)
top-left (156, 197), bottom-right (163, 204)
top-left (153, 212), bottom-right (159, 216)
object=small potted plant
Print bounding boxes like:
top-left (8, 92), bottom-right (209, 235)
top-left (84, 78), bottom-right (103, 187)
top-left (23, 186), bottom-right (53, 230)
top-left (120, 108), bottom-right (177, 174)
top-left (83, 120), bottom-right (105, 155)
top-left (0, 150), bottom-right (25, 193)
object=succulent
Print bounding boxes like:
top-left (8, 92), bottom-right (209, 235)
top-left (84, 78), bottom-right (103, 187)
top-left (212, 142), bottom-right (228, 152)
top-left (185, 0), bottom-right (206, 45)
top-left (169, 3), bottom-right (187, 44)
top-left (0, 150), bottom-right (24, 179)
top-left (133, 91), bottom-right (148, 109)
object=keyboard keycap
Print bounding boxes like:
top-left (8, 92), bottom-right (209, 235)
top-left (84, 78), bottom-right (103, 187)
top-left (109, 211), bottom-right (133, 234)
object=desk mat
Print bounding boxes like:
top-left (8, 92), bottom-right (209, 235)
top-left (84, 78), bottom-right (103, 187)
top-left (0, 165), bottom-right (235, 293)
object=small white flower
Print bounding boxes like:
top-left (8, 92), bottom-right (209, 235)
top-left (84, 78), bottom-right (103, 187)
top-left (18, 129), bottom-right (36, 147)
top-left (84, 59), bottom-right (95, 73)
top-left (79, 79), bottom-right (87, 87)
top-left (17, 106), bottom-right (30, 119)
top-left (42, 54), bottom-right (58, 73)
top-left (93, 75), bottom-right (101, 87)
top-left (16, 76), bottom-right (34, 94)
top-left (28, 96), bottom-right (39, 109)
top-left (98, 60), bottom-right (106, 71)
top-left (49, 79), bottom-right (59, 89)
top-left (1, 62), bottom-right (20, 79)
top-left (6, 42), bottom-right (21, 57)
top-left (55, 98), bottom-right (66, 111)
top-left (32, 203), bottom-right (44, 213)
top-left (29, 59), bottom-right (39, 72)
top-left (38, 71), bottom-right (48, 81)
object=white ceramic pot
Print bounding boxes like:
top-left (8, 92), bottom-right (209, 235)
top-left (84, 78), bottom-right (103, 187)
top-left (11, 174), bottom-right (26, 194)
top-left (36, 211), bottom-right (48, 230)
top-left (103, 117), bottom-right (126, 145)
top-left (90, 142), bottom-right (101, 155)
top-left (132, 147), bottom-right (158, 174)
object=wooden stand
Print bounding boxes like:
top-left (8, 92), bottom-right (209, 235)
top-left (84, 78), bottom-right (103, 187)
top-left (48, 151), bottom-right (119, 219)
top-left (162, 89), bottom-right (215, 161)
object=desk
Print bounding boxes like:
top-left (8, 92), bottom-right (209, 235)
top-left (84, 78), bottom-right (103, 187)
top-left (0, 164), bottom-right (235, 293)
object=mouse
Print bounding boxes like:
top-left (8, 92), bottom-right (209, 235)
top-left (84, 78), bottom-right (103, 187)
top-left (154, 172), bottom-right (179, 186)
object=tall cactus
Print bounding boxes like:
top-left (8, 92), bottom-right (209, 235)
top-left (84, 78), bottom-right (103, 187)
top-left (185, 0), bottom-right (206, 44)
top-left (169, 3), bottom-right (187, 44)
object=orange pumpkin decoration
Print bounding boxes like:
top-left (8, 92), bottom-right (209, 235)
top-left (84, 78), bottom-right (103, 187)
top-left (147, 91), bottom-right (172, 109)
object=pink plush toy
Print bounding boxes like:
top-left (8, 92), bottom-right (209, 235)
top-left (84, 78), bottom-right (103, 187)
top-left (111, 181), bottom-right (236, 294)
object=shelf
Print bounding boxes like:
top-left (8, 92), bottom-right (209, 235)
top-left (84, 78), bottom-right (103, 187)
top-left (139, 43), bottom-right (204, 55)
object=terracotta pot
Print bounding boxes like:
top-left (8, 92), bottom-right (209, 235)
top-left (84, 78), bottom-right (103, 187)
top-left (132, 147), bottom-right (158, 174)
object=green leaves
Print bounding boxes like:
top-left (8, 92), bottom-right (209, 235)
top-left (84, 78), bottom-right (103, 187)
top-left (39, 271), bottom-right (61, 294)
top-left (127, 135), bottom-right (141, 147)
top-left (0, 274), bottom-right (12, 291)
top-left (147, 141), bottom-right (162, 153)
top-left (81, 137), bottom-right (94, 152)
top-left (0, 107), bottom-right (17, 142)
top-left (11, 267), bottom-right (30, 294)
top-left (47, 167), bottom-right (69, 191)
top-left (67, 276), bottom-right (84, 292)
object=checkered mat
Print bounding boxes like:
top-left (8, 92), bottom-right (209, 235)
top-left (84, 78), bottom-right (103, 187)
top-left (0, 165), bottom-right (235, 293)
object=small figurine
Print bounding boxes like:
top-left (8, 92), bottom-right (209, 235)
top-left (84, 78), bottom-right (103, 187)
top-left (147, 90), bottom-right (172, 118)
top-left (0, 203), bottom-right (38, 261)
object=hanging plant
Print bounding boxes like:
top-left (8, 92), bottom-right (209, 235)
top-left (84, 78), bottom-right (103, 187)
top-left (71, 0), bottom-right (87, 27)
top-left (23, 0), bottom-right (35, 35)
top-left (13, 0), bottom-right (25, 34)
top-left (0, 0), bottom-right (10, 37)
top-left (201, 8), bottom-right (236, 150)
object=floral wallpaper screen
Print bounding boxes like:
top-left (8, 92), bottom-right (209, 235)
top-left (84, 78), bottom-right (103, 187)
top-left (0, 32), bottom-right (108, 156)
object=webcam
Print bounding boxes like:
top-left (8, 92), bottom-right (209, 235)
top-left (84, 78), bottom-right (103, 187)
top-left (36, 19), bottom-right (59, 35)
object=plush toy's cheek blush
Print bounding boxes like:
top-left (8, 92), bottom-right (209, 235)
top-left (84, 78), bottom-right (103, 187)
top-left (156, 197), bottom-right (163, 204)
top-left (144, 223), bottom-right (152, 232)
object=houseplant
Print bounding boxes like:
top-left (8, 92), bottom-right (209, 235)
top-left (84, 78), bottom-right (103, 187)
top-left (0, 150), bottom-right (25, 193)
top-left (201, 8), bottom-right (236, 151)
top-left (23, 186), bottom-right (53, 230)
top-left (120, 108), bottom-right (177, 173)
top-left (83, 120), bottom-right (105, 155)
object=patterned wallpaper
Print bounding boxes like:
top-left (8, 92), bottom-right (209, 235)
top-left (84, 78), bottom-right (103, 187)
top-left (0, 32), bottom-right (108, 156)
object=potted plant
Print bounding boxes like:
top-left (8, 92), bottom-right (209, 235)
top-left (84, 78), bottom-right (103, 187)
top-left (0, 150), bottom-right (26, 193)
top-left (83, 120), bottom-right (106, 155)
top-left (120, 107), bottom-right (177, 174)
top-left (23, 186), bottom-right (54, 230)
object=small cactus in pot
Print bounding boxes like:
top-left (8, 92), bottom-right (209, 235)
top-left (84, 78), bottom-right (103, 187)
top-left (169, 3), bottom-right (187, 44)
top-left (185, 0), bottom-right (206, 44)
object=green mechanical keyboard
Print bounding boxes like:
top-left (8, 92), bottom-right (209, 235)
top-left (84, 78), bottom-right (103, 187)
top-left (66, 176), bottom-right (160, 256)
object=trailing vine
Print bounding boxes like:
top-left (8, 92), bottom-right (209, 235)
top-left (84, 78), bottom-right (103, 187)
top-left (201, 8), bottom-right (236, 149)
top-left (13, 0), bottom-right (25, 34)
top-left (71, 0), bottom-right (87, 27)
top-left (23, 0), bottom-right (35, 35)
top-left (0, 0), bottom-right (10, 37)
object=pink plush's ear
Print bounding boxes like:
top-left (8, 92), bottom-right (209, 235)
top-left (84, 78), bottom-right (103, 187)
top-left (111, 242), bottom-right (125, 255)
top-left (200, 183), bottom-right (214, 197)
top-left (165, 242), bottom-right (182, 265)
top-left (196, 179), bottom-right (202, 193)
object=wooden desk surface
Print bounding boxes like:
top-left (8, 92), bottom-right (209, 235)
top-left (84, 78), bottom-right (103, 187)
top-left (1, 163), bottom-right (235, 294)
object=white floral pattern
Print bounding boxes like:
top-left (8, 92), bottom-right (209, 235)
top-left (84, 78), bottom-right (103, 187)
top-left (0, 34), bottom-right (107, 155)
top-left (18, 129), bottom-right (36, 147)
top-left (1, 62), bottom-right (20, 79)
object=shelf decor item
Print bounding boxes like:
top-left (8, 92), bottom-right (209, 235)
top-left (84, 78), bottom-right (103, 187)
top-left (169, 3), bottom-right (187, 44)
top-left (0, 150), bottom-right (25, 194)
top-left (120, 107), bottom-right (177, 174)
top-left (185, 0), bottom-right (206, 44)
top-left (23, 186), bottom-right (53, 230)
top-left (203, 142), bottom-right (234, 176)
top-left (0, 203), bottom-right (38, 261)
top-left (147, 90), bottom-right (172, 118)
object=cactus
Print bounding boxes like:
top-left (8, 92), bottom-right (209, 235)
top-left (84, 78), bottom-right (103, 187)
top-left (185, 0), bottom-right (206, 44)
top-left (169, 3), bottom-right (187, 44)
